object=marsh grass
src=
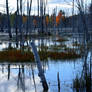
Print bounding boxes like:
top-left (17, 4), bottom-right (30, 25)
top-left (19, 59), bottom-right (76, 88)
top-left (73, 76), bottom-right (85, 92)
top-left (0, 50), bottom-right (34, 62)
top-left (73, 74), bottom-right (91, 92)
top-left (0, 49), bottom-right (81, 62)
top-left (53, 37), bottom-right (68, 42)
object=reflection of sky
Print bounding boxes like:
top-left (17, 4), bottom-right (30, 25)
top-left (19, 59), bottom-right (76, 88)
top-left (0, 41), bottom-right (18, 51)
top-left (45, 59), bottom-right (83, 92)
top-left (0, 37), bottom-right (90, 92)
top-left (0, 37), bottom-right (60, 51)
top-left (0, 42), bottom-right (8, 51)
top-left (0, 65), bottom-right (43, 92)
top-left (0, 58), bottom-right (83, 92)
top-left (0, 36), bottom-right (87, 51)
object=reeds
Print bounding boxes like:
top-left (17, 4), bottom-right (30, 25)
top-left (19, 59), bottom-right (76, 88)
top-left (0, 49), bottom-right (81, 62)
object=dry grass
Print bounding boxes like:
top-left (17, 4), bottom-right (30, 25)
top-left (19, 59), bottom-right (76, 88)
top-left (0, 49), bottom-right (81, 62)
top-left (53, 36), bottom-right (68, 42)
top-left (47, 51), bottom-right (81, 60)
top-left (0, 50), bottom-right (34, 62)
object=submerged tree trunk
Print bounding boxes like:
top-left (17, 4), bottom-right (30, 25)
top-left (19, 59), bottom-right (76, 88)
top-left (6, 0), bottom-right (12, 38)
top-left (57, 72), bottom-right (60, 92)
top-left (8, 64), bottom-right (10, 80)
top-left (30, 41), bottom-right (48, 91)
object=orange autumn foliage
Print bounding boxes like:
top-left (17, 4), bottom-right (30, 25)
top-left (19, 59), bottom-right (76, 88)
top-left (46, 16), bottom-right (49, 25)
top-left (56, 11), bottom-right (65, 25)
top-left (56, 11), bottom-right (62, 25)
top-left (56, 16), bottom-right (60, 25)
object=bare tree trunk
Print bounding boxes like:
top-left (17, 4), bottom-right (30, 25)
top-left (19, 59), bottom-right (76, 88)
top-left (26, 0), bottom-right (29, 38)
top-left (29, 0), bottom-right (32, 33)
top-left (72, 0), bottom-right (74, 32)
top-left (6, 0), bottom-right (12, 38)
top-left (26, 0), bottom-right (32, 37)
top-left (43, 0), bottom-right (47, 33)
top-left (15, 0), bottom-right (19, 47)
top-left (19, 0), bottom-right (23, 40)
top-left (57, 72), bottom-right (60, 92)
top-left (76, 0), bottom-right (89, 44)
top-left (8, 64), bottom-right (10, 80)
top-left (40, 0), bottom-right (44, 33)
top-left (30, 41), bottom-right (48, 91)
top-left (37, 0), bottom-right (39, 16)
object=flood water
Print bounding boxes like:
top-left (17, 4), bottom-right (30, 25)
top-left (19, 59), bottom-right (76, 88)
top-left (0, 36), bottom-right (91, 92)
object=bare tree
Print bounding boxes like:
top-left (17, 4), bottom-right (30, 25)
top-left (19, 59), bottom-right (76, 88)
top-left (19, 0), bottom-right (23, 40)
top-left (89, 3), bottom-right (92, 26)
top-left (6, 0), bottom-right (12, 38)
top-left (15, 0), bottom-right (19, 44)
top-left (26, 0), bottom-right (32, 38)
top-left (72, 0), bottom-right (74, 32)
top-left (76, 0), bottom-right (89, 45)
top-left (30, 42), bottom-right (48, 90)
top-left (37, 0), bottom-right (39, 16)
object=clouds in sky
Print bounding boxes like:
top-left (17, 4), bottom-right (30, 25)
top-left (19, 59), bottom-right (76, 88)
top-left (0, 0), bottom-right (91, 15)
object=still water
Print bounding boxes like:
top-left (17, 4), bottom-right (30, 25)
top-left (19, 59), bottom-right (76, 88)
top-left (0, 59), bottom-right (83, 92)
top-left (0, 36), bottom-right (91, 92)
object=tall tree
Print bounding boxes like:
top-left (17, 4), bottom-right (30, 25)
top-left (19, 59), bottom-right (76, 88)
top-left (26, 0), bottom-right (32, 37)
top-left (89, 3), bottom-right (92, 14)
top-left (76, 0), bottom-right (89, 44)
top-left (37, 0), bottom-right (39, 16)
top-left (6, 0), bottom-right (12, 38)
top-left (15, 0), bottom-right (19, 42)
top-left (19, 0), bottom-right (23, 40)
top-left (89, 3), bottom-right (92, 29)
top-left (72, 0), bottom-right (74, 32)
top-left (30, 42), bottom-right (48, 90)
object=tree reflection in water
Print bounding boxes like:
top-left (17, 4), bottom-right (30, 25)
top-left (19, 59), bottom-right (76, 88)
top-left (0, 37), bottom-right (91, 92)
top-left (31, 64), bottom-right (37, 92)
top-left (17, 65), bottom-right (25, 92)
top-left (73, 48), bottom-right (92, 92)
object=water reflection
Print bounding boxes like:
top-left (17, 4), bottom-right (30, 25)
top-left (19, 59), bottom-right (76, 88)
top-left (73, 48), bottom-right (92, 92)
top-left (0, 36), bottom-right (91, 92)
top-left (17, 65), bottom-right (25, 92)
top-left (0, 58), bottom-right (84, 92)
top-left (0, 63), bottom-right (43, 92)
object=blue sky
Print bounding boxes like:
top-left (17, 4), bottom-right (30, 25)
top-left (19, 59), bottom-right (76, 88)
top-left (0, 0), bottom-right (91, 16)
